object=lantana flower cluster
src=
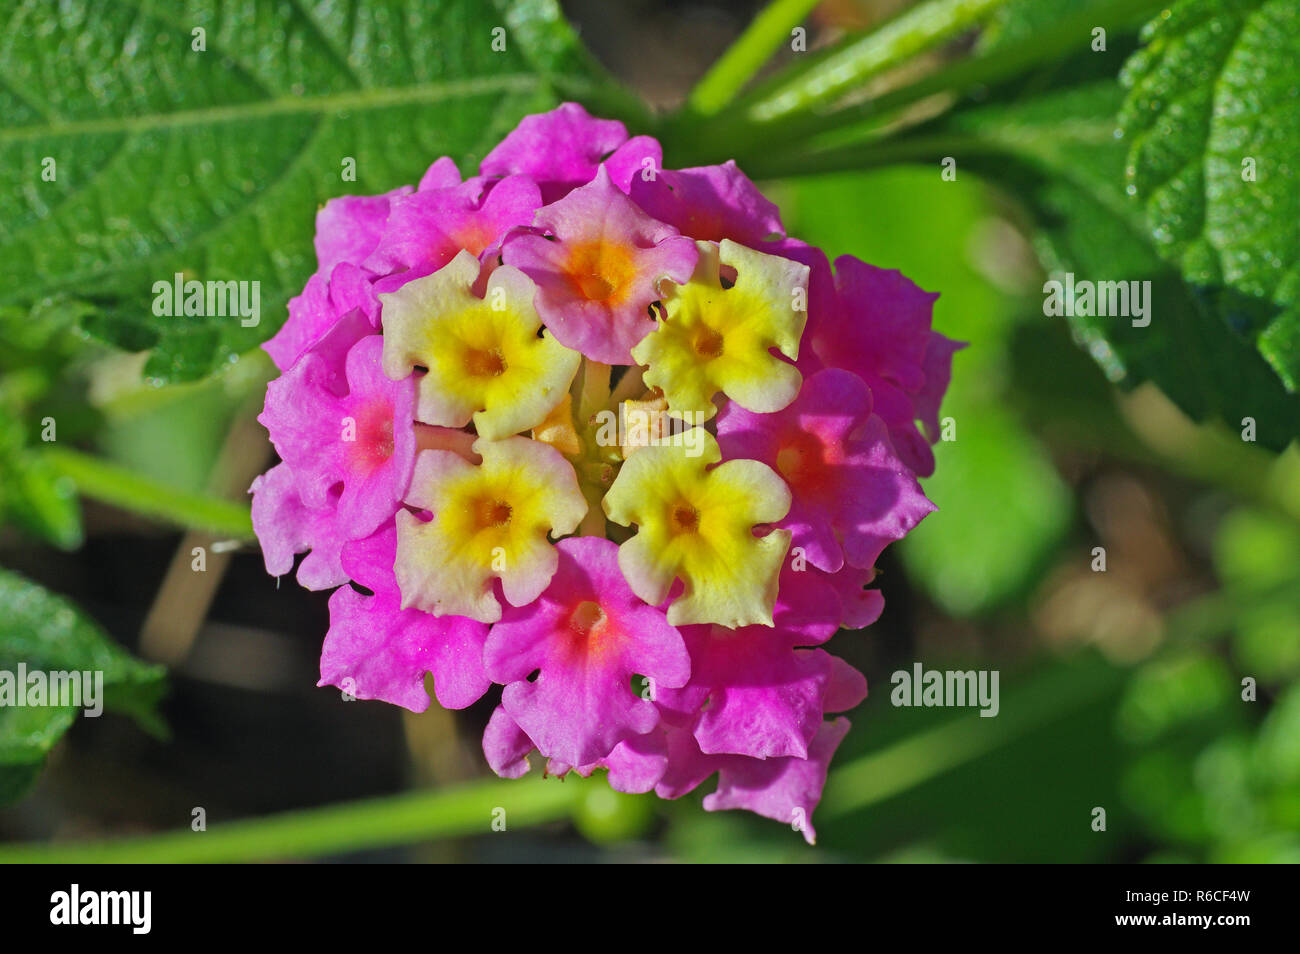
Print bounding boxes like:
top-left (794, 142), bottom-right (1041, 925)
top-left (251, 104), bottom-right (959, 843)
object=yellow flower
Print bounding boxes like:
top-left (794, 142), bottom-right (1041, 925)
top-left (603, 429), bottom-right (791, 628)
top-left (380, 251), bottom-right (581, 439)
top-left (631, 240), bottom-right (808, 420)
top-left (396, 436), bottom-right (587, 622)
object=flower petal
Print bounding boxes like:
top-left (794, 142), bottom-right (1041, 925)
top-left (603, 430), bottom-right (792, 627)
top-left (320, 525), bottom-right (490, 710)
top-left (628, 160), bottom-right (784, 246)
top-left (718, 368), bottom-right (934, 573)
top-left (483, 705), bottom-right (535, 779)
top-left (395, 436), bottom-right (587, 622)
top-left (248, 463), bottom-right (348, 591)
top-left (480, 103), bottom-right (629, 202)
top-left (380, 250), bottom-right (581, 439)
top-left (503, 166), bottom-right (697, 363)
top-left (703, 717), bottom-right (850, 845)
top-left (633, 239), bottom-right (808, 418)
top-left (364, 174), bottom-right (540, 279)
top-left (315, 185), bottom-right (412, 273)
top-left (485, 536), bottom-right (690, 766)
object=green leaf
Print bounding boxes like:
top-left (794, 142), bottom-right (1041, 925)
top-left (938, 81), bottom-right (1300, 451)
top-left (0, 570), bottom-right (166, 803)
top-left (1121, 0), bottom-right (1300, 389)
top-left (0, 450), bottom-right (84, 550)
top-left (981, 0), bottom-right (1155, 53)
top-left (0, 0), bottom-right (625, 382)
top-left (0, 414), bottom-right (83, 550)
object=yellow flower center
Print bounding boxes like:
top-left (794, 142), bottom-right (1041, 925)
top-left (632, 240), bottom-right (808, 419)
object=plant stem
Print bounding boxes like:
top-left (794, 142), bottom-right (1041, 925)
top-left (686, 0), bottom-right (824, 115)
top-left (743, 0), bottom-right (1009, 124)
top-left (0, 657), bottom-right (1128, 861)
top-left (731, 0), bottom-right (1168, 164)
top-left (41, 446), bottom-right (255, 539)
top-left (668, 0), bottom-right (1010, 165)
top-left (0, 776), bottom-right (577, 863)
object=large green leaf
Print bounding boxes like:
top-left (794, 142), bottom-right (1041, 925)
top-left (0, 569), bottom-right (166, 803)
top-left (938, 82), bottom-right (1300, 451)
top-left (0, 0), bottom-right (627, 382)
top-left (0, 297), bottom-right (103, 549)
top-left (1121, 0), bottom-right (1300, 389)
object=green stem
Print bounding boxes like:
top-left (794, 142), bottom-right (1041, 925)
top-left (0, 657), bottom-right (1130, 861)
top-left (0, 776), bottom-right (577, 863)
top-left (686, 0), bottom-right (824, 115)
top-left (731, 0), bottom-right (1167, 165)
top-left (743, 0), bottom-right (1009, 123)
top-left (669, 0), bottom-right (1010, 165)
top-left (41, 446), bottom-right (255, 539)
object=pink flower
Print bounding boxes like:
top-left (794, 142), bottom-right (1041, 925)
top-left (547, 732), bottom-right (670, 795)
top-left (365, 174), bottom-right (542, 287)
top-left (718, 368), bottom-right (935, 573)
top-left (252, 325), bottom-right (413, 590)
top-left (482, 705), bottom-right (536, 780)
top-left (265, 263), bottom-right (380, 373)
top-left (802, 256), bottom-right (965, 477)
top-left (259, 335), bottom-right (417, 541)
top-left (483, 536), bottom-right (690, 766)
top-left (651, 718), bottom-right (853, 845)
top-left (249, 462), bottom-right (349, 590)
top-left (320, 525), bottom-right (490, 711)
top-left (818, 563), bottom-right (886, 630)
top-left (314, 185), bottom-right (413, 275)
top-left (705, 718), bottom-right (851, 846)
top-left (629, 160), bottom-right (785, 246)
top-left (502, 167), bottom-right (697, 363)
top-left (482, 706), bottom-right (672, 795)
top-left (655, 565), bottom-right (860, 760)
top-left (480, 102), bottom-right (660, 202)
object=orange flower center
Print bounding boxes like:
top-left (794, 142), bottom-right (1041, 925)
top-left (564, 239), bottom-right (637, 305)
top-left (464, 347), bottom-right (507, 378)
top-left (472, 497), bottom-right (513, 529)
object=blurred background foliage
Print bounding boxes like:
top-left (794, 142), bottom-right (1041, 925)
top-left (1, 0), bottom-right (1298, 862)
